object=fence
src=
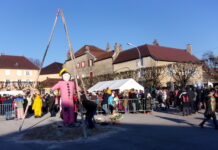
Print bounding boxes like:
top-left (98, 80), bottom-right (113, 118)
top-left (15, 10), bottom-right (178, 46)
top-left (0, 103), bottom-right (15, 120)
top-left (96, 98), bottom-right (159, 114)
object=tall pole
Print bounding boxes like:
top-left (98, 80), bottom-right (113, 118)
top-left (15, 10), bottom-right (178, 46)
top-left (127, 43), bottom-right (142, 78)
top-left (59, 9), bottom-right (87, 138)
top-left (19, 9), bottom-right (88, 139)
top-left (19, 10), bottom-right (59, 132)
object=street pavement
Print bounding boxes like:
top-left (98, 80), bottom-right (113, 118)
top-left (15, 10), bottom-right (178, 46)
top-left (0, 110), bottom-right (218, 150)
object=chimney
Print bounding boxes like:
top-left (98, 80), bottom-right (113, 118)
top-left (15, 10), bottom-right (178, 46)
top-left (112, 43), bottom-right (122, 60)
top-left (114, 43), bottom-right (119, 52)
top-left (85, 45), bottom-right (90, 52)
top-left (106, 42), bottom-right (111, 52)
top-left (119, 44), bottom-right (123, 51)
top-left (153, 39), bottom-right (159, 46)
top-left (186, 44), bottom-right (192, 55)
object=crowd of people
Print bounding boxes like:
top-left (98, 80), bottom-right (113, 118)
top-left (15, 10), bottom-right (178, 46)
top-left (0, 92), bottom-right (60, 120)
top-left (87, 86), bottom-right (218, 115)
top-left (0, 85), bottom-right (218, 129)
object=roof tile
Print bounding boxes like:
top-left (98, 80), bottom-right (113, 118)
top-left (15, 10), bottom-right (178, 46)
top-left (40, 62), bottom-right (63, 75)
top-left (0, 55), bottom-right (39, 70)
top-left (113, 44), bottom-right (199, 64)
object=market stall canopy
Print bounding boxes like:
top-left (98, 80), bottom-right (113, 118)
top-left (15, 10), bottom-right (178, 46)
top-left (88, 78), bottom-right (144, 92)
top-left (0, 90), bottom-right (24, 96)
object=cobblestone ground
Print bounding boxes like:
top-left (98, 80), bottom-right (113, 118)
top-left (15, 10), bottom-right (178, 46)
top-left (0, 110), bottom-right (218, 150)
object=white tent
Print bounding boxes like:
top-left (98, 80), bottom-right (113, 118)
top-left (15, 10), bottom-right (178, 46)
top-left (0, 90), bottom-right (24, 96)
top-left (88, 78), bottom-right (144, 92)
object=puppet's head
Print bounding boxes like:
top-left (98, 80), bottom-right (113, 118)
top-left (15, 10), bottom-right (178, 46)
top-left (59, 68), bottom-right (71, 81)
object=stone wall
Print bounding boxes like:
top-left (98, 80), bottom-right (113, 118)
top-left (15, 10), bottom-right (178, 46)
top-left (93, 58), bottom-right (113, 76)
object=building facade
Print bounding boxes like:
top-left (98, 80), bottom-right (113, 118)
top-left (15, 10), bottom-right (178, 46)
top-left (63, 41), bottom-right (203, 87)
top-left (0, 55), bottom-right (39, 90)
top-left (64, 44), bottom-right (121, 78)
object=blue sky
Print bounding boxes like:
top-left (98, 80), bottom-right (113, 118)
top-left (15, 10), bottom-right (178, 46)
top-left (0, 0), bottom-right (217, 66)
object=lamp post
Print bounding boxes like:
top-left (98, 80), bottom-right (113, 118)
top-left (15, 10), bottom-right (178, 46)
top-left (127, 42), bottom-right (142, 78)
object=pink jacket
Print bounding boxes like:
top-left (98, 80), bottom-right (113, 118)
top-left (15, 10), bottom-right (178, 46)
top-left (51, 81), bottom-right (76, 106)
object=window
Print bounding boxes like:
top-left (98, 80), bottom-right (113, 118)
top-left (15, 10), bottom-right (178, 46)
top-left (81, 61), bottom-right (85, 68)
top-left (88, 59), bottom-right (94, 67)
top-left (76, 63), bottom-right (80, 68)
top-left (17, 70), bottom-right (22, 76)
top-left (26, 71), bottom-right (30, 76)
top-left (5, 70), bottom-right (11, 76)
top-left (24, 70), bottom-right (32, 76)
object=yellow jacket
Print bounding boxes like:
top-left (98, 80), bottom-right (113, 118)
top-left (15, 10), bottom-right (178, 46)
top-left (32, 95), bottom-right (43, 116)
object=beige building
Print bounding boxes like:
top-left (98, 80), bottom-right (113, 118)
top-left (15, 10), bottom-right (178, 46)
top-left (0, 54), bottom-right (39, 90)
top-left (113, 42), bottom-right (203, 86)
top-left (64, 44), bottom-right (121, 78)
top-left (63, 41), bottom-right (203, 87)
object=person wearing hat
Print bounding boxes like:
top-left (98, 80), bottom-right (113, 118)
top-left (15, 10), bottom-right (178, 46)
top-left (51, 68), bottom-right (79, 126)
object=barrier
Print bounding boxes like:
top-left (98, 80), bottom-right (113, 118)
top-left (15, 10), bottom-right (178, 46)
top-left (0, 103), bottom-right (15, 120)
top-left (96, 98), bottom-right (157, 114)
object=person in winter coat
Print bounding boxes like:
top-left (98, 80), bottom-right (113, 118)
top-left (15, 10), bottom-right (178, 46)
top-left (102, 89), bottom-right (110, 114)
top-left (14, 94), bottom-right (24, 120)
top-left (179, 88), bottom-right (190, 116)
top-left (73, 94), bottom-right (79, 122)
top-left (26, 92), bottom-right (33, 117)
top-left (81, 91), bottom-right (97, 129)
top-left (32, 93), bottom-right (43, 118)
top-left (108, 94), bottom-right (114, 114)
top-left (48, 93), bottom-right (56, 117)
top-left (199, 88), bottom-right (218, 129)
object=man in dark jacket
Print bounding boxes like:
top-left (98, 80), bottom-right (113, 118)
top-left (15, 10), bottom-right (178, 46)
top-left (199, 88), bottom-right (218, 129)
top-left (81, 92), bottom-right (97, 129)
top-left (102, 89), bottom-right (109, 114)
top-left (188, 87), bottom-right (195, 113)
top-left (48, 93), bottom-right (56, 117)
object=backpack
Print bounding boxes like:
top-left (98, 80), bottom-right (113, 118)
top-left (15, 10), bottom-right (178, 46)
top-left (182, 95), bottom-right (189, 103)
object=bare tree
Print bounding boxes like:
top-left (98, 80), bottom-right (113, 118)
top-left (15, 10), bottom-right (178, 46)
top-left (141, 66), bottom-right (165, 88)
top-left (202, 51), bottom-right (218, 82)
top-left (167, 62), bottom-right (199, 88)
top-left (28, 58), bottom-right (41, 68)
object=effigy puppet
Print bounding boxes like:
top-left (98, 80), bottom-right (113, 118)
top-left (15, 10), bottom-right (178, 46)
top-left (51, 68), bottom-right (78, 126)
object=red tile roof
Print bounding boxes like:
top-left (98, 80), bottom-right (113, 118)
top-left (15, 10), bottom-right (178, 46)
top-left (40, 62), bottom-right (63, 75)
top-left (113, 44), bottom-right (200, 64)
top-left (0, 54), bottom-right (39, 70)
top-left (75, 45), bottom-right (106, 58)
top-left (40, 78), bottom-right (62, 87)
top-left (95, 51), bottom-right (114, 62)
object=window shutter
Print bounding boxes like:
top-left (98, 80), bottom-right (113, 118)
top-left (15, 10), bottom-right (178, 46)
top-left (88, 60), bottom-right (90, 67)
top-left (90, 72), bottom-right (93, 78)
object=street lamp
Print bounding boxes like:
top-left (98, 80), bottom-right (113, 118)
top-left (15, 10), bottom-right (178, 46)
top-left (127, 42), bottom-right (142, 77)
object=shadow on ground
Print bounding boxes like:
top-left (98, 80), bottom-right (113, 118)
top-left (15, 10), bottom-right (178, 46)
top-left (0, 115), bottom-right (218, 150)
